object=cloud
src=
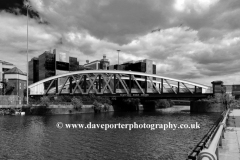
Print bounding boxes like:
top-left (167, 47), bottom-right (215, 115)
top-left (0, 11), bottom-right (61, 69)
top-left (1, 0), bottom-right (240, 86)
top-left (30, 0), bottom-right (178, 44)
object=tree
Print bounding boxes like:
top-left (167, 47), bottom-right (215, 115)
top-left (4, 82), bottom-right (15, 95)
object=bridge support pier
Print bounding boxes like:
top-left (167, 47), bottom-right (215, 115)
top-left (190, 80), bottom-right (226, 113)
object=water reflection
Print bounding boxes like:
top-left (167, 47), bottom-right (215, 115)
top-left (0, 106), bottom-right (220, 160)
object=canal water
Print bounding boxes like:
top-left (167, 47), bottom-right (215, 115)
top-left (0, 106), bottom-right (220, 160)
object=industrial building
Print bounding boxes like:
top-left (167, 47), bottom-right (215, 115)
top-left (83, 54), bottom-right (110, 70)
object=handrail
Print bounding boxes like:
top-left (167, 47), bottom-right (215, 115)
top-left (197, 109), bottom-right (230, 160)
top-left (187, 111), bottom-right (225, 159)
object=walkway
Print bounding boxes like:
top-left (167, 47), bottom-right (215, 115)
top-left (219, 109), bottom-right (240, 160)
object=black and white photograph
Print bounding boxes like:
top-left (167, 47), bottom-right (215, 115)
top-left (0, 0), bottom-right (240, 159)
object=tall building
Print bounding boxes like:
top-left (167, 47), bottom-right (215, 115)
top-left (29, 57), bottom-right (39, 85)
top-left (28, 49), bottom-right (83, 86)
top-left (83, 54), bottom-right (110, 70)
top-left (38, 51), bottom-right (56, 81)
top-left (69, 57), bottom-right (79, 71)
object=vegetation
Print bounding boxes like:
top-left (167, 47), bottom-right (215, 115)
top-left (71, 97), bottom-right (83, 110)
top-left (122, 98), bottom-right (140, 109)
top-left (92, 100), bottom-right (103, 113)
top-left (3, 82), bottom-right (15, 95)
top-left (198, 93), bottom-right (231, 109)
top-left (229, 99), bottom-right (240, 109)
top-left (155, 99), bottom-right (174, 108)
top-left (28, 94), bottom-right (112, 112)
top-left (144, 99), bottom-right (174, 109)
top-left (40, 96), bottom-right (51, 107)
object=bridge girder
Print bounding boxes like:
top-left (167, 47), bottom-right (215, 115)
top-left (28, 70), bottom-right (212, 97)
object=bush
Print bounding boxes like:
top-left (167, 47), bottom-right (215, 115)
top-left (71, 97), bottom-right (83, 110)
top-left (89, 94), bottom-right (112, 105)
top-left (123, 98), bottom-right (140, 108)
top-left (103, 103), bottom-right (110, 112)
top-left (93, 100), bottom-right (103, 113)
top-left (200, 93), bottom-right (230, 105)
top-left (155, 99), bottom-right (170, 108)
top-left (40, 96), bottom-right (51, 107)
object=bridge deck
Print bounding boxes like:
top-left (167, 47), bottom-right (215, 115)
top-left (219, 109), bottom-right (240, 160)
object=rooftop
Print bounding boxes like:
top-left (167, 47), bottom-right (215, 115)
top-left (0, 60), bottom-right (14, 66)
top-left (4, 67), bottom-right (26, 76)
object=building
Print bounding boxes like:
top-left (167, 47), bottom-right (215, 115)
top-left (38, 51), bottom-right (56, 81)
top-left (108, 59), bottom-right (156, 74)
top-left (108, 59), bottom-right (156, 90)
top-left (69, 57), bottom-right (79, 71)
top-left (28, 49), bottom-right (83, 87)
top-left (3, 67), bottom-right (27, 100)
top-left (0, 60), bottom-right (15, 82)
top-left (83, 54), bottom-right (110, 70)
top-left (29, 57), bottom-right (39, 85)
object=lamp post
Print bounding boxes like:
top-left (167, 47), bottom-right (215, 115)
top-left (25, 2), bottom-right (31, 105)
top-left (117, 50), bottom-right (120, 66)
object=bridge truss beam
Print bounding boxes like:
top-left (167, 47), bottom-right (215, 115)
top-left (29, 70), bottom-right (212, 97)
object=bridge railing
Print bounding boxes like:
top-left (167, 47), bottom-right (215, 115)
top-left (187, 109), bottom-right (229, 160)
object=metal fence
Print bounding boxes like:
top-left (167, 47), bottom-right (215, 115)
top-left (0, 95), bottom-right (24, 105)
top-left (186, 109), bottom-right (229, 160)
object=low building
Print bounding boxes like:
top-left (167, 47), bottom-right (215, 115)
top-left (3, 67), bottom-right (27, 101)
top-left (83, 54), bottom-right (110, 70)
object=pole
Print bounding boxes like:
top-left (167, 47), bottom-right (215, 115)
top-left (26, 5), bottom-right (29, 105)
top-left (117, 50), bottom-right (120, 65)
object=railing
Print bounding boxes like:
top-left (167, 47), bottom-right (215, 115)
top-left (197, 109), bottom-right (229, 160)
top-left (187, 109), bottom-right (229, 160)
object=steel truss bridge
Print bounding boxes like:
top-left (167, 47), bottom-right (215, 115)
top-left (29, 70), bottom-right (213, 99)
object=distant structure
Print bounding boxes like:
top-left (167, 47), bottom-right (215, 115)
top-left (108, 59), bottom-right (156, 75)
top-left (28, 49), bottom-right (83, 85)
top-left (83, 54), bottom-right (110, 70)
top-left (3, 67), bottom-right (27, 100)
top-left (108, 59), bottom-right (156, 90)
top-left (0, 60), bottom-right (15, 82)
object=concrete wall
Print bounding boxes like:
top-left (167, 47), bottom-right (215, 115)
top-left (190, 101), bottom-right (226, 113)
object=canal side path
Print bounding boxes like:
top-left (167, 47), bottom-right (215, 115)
top-left (219, 109), bottom-right (240, 160)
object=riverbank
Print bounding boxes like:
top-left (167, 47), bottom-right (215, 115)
top-left (21, 104), bottom-right (115, 115)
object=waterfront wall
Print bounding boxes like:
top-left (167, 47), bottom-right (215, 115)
top-left (190, 101), bottom-right (225, 113)
top-left (22, 104), bottom-right (114, 115)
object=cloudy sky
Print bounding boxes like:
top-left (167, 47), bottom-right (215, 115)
top-left (1, 0), bottom-right (240, 86)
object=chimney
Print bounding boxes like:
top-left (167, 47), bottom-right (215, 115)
top-left (86, 60), bottom-right (89, 64)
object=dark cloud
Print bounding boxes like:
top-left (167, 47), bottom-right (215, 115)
top-left (32, 0), bottom-right (178, 45)
top-left (0, 0), bottom-right (40, 19)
